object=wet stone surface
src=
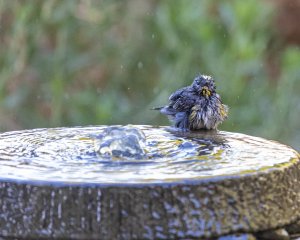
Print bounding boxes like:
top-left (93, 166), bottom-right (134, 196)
top-left (0, 125), bottom-right (299, 239)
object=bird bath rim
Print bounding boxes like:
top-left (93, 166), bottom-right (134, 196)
top-left (0, 124), bottom-right (298, 187)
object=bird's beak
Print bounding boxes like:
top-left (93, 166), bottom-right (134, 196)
top-left (201, 86), bottom-right (211, 97)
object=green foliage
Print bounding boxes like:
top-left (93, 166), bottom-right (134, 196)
top-left (0, 0), bottom-right (299, 150)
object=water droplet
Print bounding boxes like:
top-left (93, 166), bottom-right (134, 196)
top-left (138, 61), bottom-right (143, 69)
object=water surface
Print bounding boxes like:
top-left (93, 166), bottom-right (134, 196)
top-left (0, 125), bottom-right (298, 184)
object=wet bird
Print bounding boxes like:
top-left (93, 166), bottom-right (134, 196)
top-left (154, 74), bottom-right (228, 130)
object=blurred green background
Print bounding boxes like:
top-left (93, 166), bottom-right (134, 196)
top-left (0, 0), bottom-right (299, 150)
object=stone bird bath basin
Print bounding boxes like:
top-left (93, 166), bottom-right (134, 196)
top-left (0, 125), bottom-right (299, 239)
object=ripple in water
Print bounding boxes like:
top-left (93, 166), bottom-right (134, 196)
top-left (0, 125), bottom-right (298, 184)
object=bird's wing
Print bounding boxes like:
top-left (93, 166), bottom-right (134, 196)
top-left (171, 93), bottom-right (196, 111)
top-left (169, 87), bottom-right (189, 101)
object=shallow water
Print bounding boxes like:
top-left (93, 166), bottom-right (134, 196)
top-left (0, 125), bottom-right (298, 184)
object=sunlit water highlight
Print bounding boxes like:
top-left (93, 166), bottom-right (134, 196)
top-left (0, 125), bottom-right (298, 184)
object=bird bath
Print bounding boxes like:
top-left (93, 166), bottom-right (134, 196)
top-left (0, 125), bottom-right (299, 239)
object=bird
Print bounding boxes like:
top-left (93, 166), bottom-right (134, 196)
top-left (154, 74), bottom-right (228, 131)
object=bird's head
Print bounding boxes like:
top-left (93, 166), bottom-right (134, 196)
top-left (192, 74), bottom-right (216, 98)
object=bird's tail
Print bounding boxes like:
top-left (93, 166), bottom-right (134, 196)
top-left (151, 106), bottom-right (163, 110)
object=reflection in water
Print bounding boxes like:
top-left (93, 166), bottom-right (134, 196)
top-left (0, 125), bottom-right (298, 184)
